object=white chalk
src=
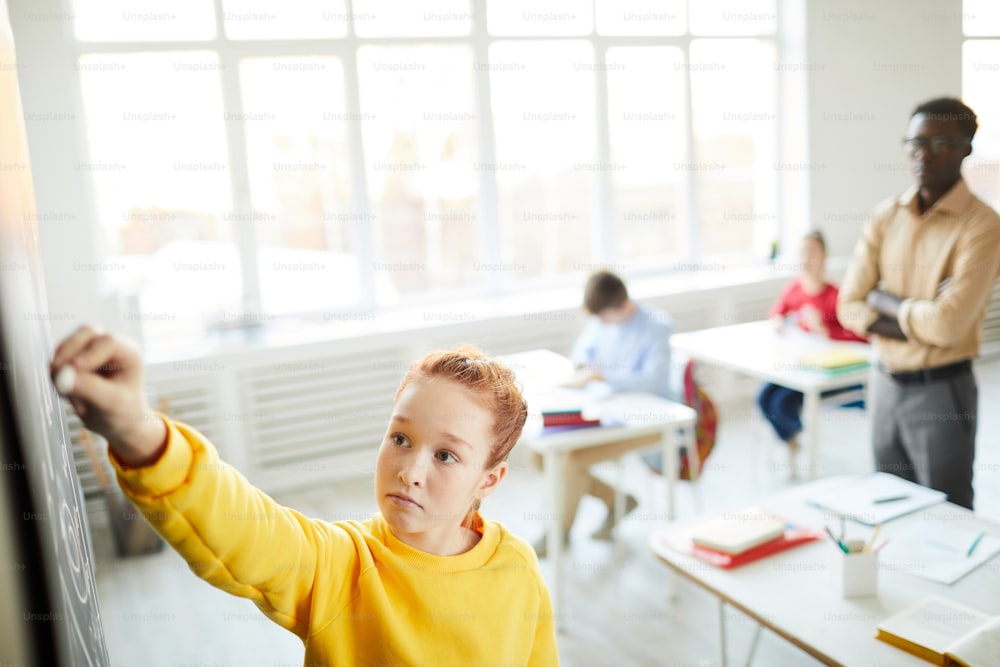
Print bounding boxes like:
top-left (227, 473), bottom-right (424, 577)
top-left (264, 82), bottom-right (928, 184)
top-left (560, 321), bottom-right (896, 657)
top-left (55, 365), bottom-right (76, 396)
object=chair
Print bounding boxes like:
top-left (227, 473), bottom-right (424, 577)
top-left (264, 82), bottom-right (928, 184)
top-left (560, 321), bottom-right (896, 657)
top-left (640, 359), bottom-right (718, 514)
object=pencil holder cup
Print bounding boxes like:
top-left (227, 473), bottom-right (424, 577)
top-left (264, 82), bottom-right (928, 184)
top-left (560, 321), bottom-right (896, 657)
top-left (834, 549), bottom-right (878, 598)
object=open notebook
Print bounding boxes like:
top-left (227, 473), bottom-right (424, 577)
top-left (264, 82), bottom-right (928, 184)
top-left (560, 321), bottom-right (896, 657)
top-left (876, 596), bottom-right (1000, 666)
top-left (806, 473), bottom-right (946, 526)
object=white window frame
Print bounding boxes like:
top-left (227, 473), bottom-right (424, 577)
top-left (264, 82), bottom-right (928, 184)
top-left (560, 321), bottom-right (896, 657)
top-left (67, 0), bottom-right (784, 324)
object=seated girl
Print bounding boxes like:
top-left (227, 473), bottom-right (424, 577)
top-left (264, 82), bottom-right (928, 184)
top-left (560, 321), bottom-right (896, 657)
top-left (758, 231), bottom-right (868, 454)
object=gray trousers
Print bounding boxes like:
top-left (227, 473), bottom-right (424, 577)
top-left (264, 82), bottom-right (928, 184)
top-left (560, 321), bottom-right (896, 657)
top-left (869, 364), bottom-right (977, 510)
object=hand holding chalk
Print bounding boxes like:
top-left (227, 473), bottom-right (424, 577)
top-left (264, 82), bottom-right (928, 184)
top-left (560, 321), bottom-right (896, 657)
top-left (51, 325), bottom-right (167, 467)
top-left (54, 365), bottom-right (76, 396)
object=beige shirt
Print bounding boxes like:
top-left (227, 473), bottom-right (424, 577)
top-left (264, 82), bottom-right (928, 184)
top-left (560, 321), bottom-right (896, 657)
top-left (838, 178), bottom-right (1000, 372)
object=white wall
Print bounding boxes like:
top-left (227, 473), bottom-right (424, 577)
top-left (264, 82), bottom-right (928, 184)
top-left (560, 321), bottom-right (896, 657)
top-left (805, 0), bottom-right (964, 256)
top-left (9, 0), bottom-right (104, 341)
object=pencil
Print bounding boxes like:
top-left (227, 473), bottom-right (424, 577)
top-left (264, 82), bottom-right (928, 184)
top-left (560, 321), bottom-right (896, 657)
top-left (863, 524), bottom-right (882, 553)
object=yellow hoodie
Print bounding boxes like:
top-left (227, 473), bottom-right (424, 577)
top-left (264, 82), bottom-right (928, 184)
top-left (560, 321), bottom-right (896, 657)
top-left (110, 417), bottom-right (559, 666)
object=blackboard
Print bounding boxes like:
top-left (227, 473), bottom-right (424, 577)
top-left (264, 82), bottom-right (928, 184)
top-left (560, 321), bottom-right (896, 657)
top-left (0, 7), bottom-right (109, 666)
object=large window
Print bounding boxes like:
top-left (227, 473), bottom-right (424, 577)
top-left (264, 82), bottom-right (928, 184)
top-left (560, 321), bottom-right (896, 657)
top-left (963, 0), bottom-right (1000, 208)
top-left (71, 0), bottom-right (779, 339)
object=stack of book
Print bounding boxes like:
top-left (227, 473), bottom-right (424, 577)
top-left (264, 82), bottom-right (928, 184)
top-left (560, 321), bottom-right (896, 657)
top-left (798, 347), bottom-right (870, 373)
top-left (541, 409), bottom-right (601, 429)
top-left (675, 507), bottom-right (821, 569)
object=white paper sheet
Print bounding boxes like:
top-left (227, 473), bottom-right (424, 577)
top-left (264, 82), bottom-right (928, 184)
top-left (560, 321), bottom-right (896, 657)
top-left (806, 472), bottom-right (947, 526)
top-left (879, 523), bottom-right (1000, 585)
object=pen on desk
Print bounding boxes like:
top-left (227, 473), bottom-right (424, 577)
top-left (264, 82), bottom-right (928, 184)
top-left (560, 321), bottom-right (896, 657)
top-left (967, 531), bottom-right (985, 557)
top-left (872, 495), bottom-right (911, 504)
top-left (863, 524), bottom-right (883, 553)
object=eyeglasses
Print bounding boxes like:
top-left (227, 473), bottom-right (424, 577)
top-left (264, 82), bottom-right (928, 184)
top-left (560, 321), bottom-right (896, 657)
top-left (901, 136), bottom-right (970, 156)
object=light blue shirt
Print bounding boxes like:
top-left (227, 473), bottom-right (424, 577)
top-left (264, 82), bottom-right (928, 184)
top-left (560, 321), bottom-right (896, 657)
top-left (570, 301), bottom-right (674, 400)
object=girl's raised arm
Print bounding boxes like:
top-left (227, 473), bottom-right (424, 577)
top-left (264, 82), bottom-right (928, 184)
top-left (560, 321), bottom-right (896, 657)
top-left (50, 327), bottom-right (354, 638)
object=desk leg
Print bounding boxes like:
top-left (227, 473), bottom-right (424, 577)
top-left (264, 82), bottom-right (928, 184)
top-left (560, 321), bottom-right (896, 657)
top-left (614, 455), bottom-right (624, 562)
top-left (744, 623), bottom-right (763, 666)
top-left (544, 448), bottom-right (567, 632)
top-left (662, 428), bottom-right (677, 521)
top-left (687, 423), bottom-right (701, 482)
top-left (803, 390), bottom-right (820, 481)
top-left (663, 427), bottom-right (679, 600)
top-left (718, 598), bottom-right (729, 667)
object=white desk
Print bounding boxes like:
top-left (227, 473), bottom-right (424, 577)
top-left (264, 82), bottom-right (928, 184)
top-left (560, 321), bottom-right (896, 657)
top-left (650, 476), bottom-right (1000, 666)
top-left (671, 320), bottom-right (871, 479)
top-left (503, 350), bottom-right (697, 631)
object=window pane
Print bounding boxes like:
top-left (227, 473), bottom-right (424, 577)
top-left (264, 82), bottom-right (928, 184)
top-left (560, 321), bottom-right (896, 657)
top-left (596, 0), bottom-right (686, 36)
top-left (606, 47), bottom-right (686, 268)
top-left (221, 0), bottom-right (348, 40)
top-left (356, 46), bottom-right (480, 303)
top-left (239, 57), bottom-right (361, 316)
top-left (962, 41), bottom-right (1000, 209)
top-left (77, 52), bottom-right (236, 336)
top-left (353, 0), bottom-right (472, 37)
top-left (72, 0), bottom-right (216, 41)
top-left (689, 39), bottom-right (778, 258)
top-left (489, 41), bottom-right (598, 277)
top-left (963, 0), bottom-right (1000, 36)
top-left (487, 0), bottom-right (593, 36)
top-left (689, 0), bottom-right (776, 36)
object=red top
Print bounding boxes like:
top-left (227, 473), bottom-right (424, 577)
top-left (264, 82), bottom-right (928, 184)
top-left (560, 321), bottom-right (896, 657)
top-left (768, 280), bottom-right (868, 343)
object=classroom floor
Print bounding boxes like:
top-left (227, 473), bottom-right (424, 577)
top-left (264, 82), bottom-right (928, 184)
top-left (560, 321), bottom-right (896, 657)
top-left (91, 360), bottom-right (1000, 666)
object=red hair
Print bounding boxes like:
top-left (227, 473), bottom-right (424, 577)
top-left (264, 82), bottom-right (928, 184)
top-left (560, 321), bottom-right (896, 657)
top-left (394, 345), bottom-right (528, 525)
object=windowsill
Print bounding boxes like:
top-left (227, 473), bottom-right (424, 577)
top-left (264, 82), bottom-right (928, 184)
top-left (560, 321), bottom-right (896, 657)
top-left (140, 257), bottom-right (847, 365)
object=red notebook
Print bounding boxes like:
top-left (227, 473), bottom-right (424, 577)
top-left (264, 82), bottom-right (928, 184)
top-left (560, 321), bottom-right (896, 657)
top-left (660, 527), bottom-right (822, 569)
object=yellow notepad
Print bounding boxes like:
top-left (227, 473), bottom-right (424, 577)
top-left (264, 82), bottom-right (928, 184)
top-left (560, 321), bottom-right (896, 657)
top-left (689, 507), bottom-right (785, 556)
top-left (798, 347), bottom-right (869, 371)
top-left (876, 596), bottom-right (1000, 666)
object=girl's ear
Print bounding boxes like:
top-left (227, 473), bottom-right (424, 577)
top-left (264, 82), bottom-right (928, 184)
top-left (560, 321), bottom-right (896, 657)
top-left (476, 461), bottom-right (508, 499)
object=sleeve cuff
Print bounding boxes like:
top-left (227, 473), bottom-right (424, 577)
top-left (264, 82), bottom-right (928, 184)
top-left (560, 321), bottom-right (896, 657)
top-left (108, 413), bottom-right (195, 498)
top-left (836, 300), bottom-right (879, 337)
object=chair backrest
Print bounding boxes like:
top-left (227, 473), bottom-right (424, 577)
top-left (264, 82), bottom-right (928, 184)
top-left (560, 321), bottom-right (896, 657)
top-left (679, 359), bottom-right (719, 481)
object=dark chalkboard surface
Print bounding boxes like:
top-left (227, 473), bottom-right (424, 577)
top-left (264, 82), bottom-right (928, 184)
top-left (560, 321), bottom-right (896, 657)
top-left (0, 8), bottom-right (109, 667)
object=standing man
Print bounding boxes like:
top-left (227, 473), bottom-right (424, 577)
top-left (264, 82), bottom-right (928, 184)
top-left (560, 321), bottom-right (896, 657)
top-left (838, 97), bottom-right (1000, 510)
